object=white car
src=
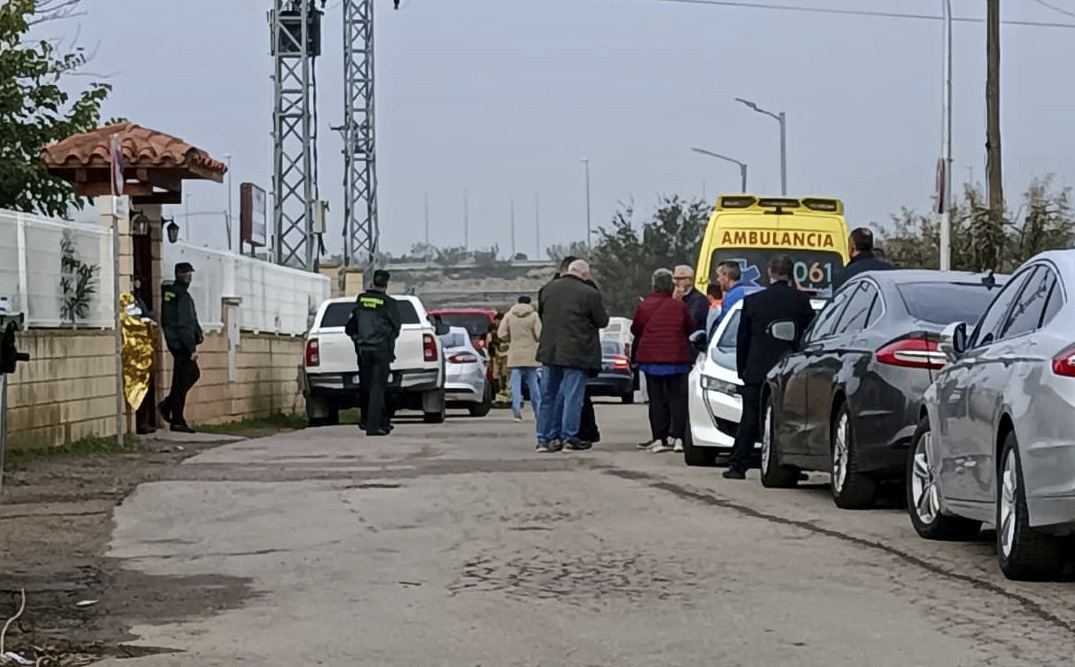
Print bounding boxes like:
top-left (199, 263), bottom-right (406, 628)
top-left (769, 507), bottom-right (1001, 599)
top-left (684, 296), bottom-right (824, 466)
top-left (683, 300), bottom-right (746, 466)
top-left (302, 295), bottom-right (446, 425)
top-left (439, 326), bottom-right (492, 417)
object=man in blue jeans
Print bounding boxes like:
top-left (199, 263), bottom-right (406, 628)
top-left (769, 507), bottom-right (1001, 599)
top-left (535, 259), bottom-right (609, 452)
top-left (497, 295), bottom-right (543, 421)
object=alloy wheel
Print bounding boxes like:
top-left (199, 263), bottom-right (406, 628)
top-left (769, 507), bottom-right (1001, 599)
top-left (911, 432), bottom-right (940, 525)
top-left (999, 448), bottom-right (1017, 558)
top-left (832, 413), bottom-right (850, 493)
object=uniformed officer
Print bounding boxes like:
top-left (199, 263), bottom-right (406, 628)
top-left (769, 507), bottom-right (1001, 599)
top-left (160, 262), bottom-right (203, 433)
top-left (345, 270), bottom-right (402, 436)
top-left (725, 255), bottom-right (816, 480)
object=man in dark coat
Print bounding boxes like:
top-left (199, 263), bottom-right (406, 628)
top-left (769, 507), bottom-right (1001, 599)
top-left (160, 262), bottom-right (203, 433)
top-left (832, 227), bottom-right (895, 292)
top-left (673, 265), bottom-right (709, 334)
top-left (536, 259), bottom-right (609, 452)
top-left (725, 255), bottom-right (816, 479)
top-left (345, 270), bottom-right (402, 436)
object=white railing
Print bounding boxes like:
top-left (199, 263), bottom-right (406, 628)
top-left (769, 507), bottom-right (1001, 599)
top-left (0, 209), bottom-right (114, 328)
top-left (164, 243), bottom-right (330, 335)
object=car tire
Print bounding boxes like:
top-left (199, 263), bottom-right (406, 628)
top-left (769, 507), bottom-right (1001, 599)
top-left (469, 384), bottom-right (493, 417)
top-left (997, 431), bottom-right (1064, 580)
top-left (906, 416), bottom-right (981, 540)
top-left (621, 391), bottom-right (635, 405)
top-left (682, 407), bottom-right (717, 467)
top-left (760, 395), bottom-right (798, 488)
top-left (306, 397), bottom-right (338, 427)
top-left (830, 402), bottom-right (878, 509)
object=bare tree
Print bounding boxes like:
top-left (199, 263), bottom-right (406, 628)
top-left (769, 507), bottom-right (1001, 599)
top-left (27, 0), bottom-right (87, 25)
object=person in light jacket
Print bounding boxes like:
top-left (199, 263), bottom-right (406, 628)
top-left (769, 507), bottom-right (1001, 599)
top-left (498, 295), bottom-right (543, 421)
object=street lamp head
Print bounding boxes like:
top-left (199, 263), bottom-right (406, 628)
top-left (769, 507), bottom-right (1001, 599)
top-left (735, 98), bottom-right (760, 112)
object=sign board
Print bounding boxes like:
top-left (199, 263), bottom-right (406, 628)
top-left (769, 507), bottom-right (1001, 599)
top-left (240, 183), bottom-right (268, 247)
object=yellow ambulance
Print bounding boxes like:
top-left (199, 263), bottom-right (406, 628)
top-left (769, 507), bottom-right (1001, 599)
top-left (694, 195), bottom-right (851, 299)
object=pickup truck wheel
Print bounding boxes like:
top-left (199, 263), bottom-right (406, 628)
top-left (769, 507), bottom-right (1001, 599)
top-left (469, 383), bottom-right (493, 417)
top-left (423, 409), bottom-right (446, 424)
top-left (306, 397), bottom-right (338, 427)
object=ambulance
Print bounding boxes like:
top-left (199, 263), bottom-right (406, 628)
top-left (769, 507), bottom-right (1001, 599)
top-left (694, 196), bottom-right (851, 299)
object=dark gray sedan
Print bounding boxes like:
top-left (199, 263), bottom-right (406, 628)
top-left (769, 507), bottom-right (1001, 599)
top-left (760, 270), bottom-right (1006, 509)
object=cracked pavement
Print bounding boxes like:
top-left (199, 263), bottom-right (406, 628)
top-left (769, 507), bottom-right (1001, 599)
top-left (96, 404), bottom-right (1075, 666)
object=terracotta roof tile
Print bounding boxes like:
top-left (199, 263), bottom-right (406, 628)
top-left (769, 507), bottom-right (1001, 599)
top-left (41, 122), bottom-right (227, 181)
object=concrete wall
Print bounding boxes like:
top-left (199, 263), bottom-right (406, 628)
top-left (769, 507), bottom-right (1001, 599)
top-left (6, 328), bottom-right (305, 451)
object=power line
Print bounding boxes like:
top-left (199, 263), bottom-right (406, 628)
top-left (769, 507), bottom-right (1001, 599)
top-left (638, 0), bottom-right (1075, 29)
top-left (1030, 0), bottom-right (1075, 20)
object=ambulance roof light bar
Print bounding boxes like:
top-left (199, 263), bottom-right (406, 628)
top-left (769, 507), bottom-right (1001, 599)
top-left (717, 195), bottom-right (843, 215)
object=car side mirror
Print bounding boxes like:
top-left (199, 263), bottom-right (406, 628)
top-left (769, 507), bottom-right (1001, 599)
top-left (689, 330), bottom-right (707, 354)
top-left (939, 322), bottom-right (968, 361)
top-left (769, 320), bottom-right (797, 343)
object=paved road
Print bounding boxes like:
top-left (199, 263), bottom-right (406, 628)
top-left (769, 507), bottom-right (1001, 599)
top-left (100, 404), bottom-right (1075, 666)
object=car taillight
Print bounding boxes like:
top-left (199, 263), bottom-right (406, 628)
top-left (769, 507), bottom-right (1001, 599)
top-left (449, 352), bottom-right (479, 364)
top-left (612, 355), bottom-right (630, 369)
top-left (305, 338), bottom-right (320, 367)
top-left (423, 334), bottom-right (438, 362)
top-left (1052, 344), bottom-right (1075, 377)
top-left (876, 337), bottom-right (946, 370)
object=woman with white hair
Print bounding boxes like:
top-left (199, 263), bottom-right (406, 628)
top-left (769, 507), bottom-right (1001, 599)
top-left (631, 268), bottom-right (696, 452)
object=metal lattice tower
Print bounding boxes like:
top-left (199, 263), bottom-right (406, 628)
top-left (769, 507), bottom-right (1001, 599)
top-left (342, 0), bottom-right (378, 268)
top-left (271, 1), bottom-right (320, 270)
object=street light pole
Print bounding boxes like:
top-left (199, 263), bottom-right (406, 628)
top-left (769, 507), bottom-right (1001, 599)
top-left (940, 0), bottom-right (954, 271)
top-left (735, 98), bottom-right (788, 195)
top-left (224, 154), bottom-right (234, 252)
top-left (691, 147), bottom-right (748, 193)
top-left (581, 158), bottom-right (592, 250)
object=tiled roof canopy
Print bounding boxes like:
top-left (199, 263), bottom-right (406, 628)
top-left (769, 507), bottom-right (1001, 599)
top-left (41, 122), bottom-right (227, 205)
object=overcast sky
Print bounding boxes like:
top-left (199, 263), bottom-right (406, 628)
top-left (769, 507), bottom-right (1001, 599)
top-left (51, 0), bottom-right (1075, 257)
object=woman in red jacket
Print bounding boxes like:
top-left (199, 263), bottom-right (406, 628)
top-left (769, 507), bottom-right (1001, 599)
top-left (631, 268), bottom-right (696, 453)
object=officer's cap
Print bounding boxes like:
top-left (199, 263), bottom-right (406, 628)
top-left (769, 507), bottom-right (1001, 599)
top-left (175, 262), bottom-right (195, 277)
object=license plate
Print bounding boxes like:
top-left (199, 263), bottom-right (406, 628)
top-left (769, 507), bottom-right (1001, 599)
top-left (352, 373), bottom-right (393, 384)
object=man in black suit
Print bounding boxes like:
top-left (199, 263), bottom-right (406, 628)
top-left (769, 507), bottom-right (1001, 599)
top-left (832, 227), bottom-right (895, 292)
top-left (725, 255), bottom-right (816, 480)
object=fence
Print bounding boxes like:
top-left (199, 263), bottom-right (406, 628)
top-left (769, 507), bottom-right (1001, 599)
top-left (164, 243), bottom-right (330, 335)
top-left (0, 209), bottom-right (114, 328)
top-left (0, 208), bottom-right (329, 336)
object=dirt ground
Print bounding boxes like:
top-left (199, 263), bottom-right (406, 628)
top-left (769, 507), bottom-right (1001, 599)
top-left (0, 429), bottom-right (283, 665)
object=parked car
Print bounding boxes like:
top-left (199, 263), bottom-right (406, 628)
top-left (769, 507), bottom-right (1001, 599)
top-left (439, 326), bottom-right (493, 417)
top-left (908, 252), bottom-right (1075, 579)
top-left (587, 340), bottom-right (635, 403)
top-left (760, 271), bottom-right (1006, 509)
top-left (684, 296), bottom-right (755, 466)
top-left (302, 295), bottom-right (447, 425)
top-left (602, 316), bottom-right (638, 394)
top-left (427, 309), bottom-right (497, 351)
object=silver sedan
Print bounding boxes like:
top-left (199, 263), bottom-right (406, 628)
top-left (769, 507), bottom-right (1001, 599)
top-left (908, 250), bottom-right (1075, 579)
top-left (439, 326), bottom-right (493, 417)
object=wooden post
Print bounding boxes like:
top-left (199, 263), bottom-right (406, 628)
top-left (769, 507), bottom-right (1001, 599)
top-left (985, 0), bottom-right (1004, 252)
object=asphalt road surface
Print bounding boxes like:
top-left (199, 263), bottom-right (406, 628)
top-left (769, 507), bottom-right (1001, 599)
top-left (98, 404), bottom-right (1075, 666)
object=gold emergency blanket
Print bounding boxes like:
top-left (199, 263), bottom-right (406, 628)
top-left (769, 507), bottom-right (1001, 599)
top-left (120, 292), bottom-right (155, 410)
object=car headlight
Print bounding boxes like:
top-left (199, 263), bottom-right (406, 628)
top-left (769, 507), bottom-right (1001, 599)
top-left (700, 374), bottom-right (738, 396)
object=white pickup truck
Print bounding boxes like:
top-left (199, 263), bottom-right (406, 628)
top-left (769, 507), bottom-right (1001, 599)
top-left (302, 295), bottom-right (447, 425)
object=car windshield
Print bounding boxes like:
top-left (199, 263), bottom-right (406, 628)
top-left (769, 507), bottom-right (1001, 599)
top-left (436, 313), bottom-right (491, 337)
top-left (439, 331), bottom-right (469, 349)
top-left (601, 341), bottom-right (624, 356)
top-left (321, 300), bottom-right (420, 327)
top-left (711, 248), bottom-right (844, 298)
top-left (896, 282), bottom-right (1002, 325)
top-left (716, 310), bottom-right (741, 350)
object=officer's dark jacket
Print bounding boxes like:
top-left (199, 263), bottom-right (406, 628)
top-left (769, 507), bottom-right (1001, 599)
top-left (832, 251), bottom-right (895, 291)
top-left (161, 281), bottom-right (202, 356)
top-left (736, 281), bottom-right (815, 384)
top-left (345, 288), bottom-right (402, 356)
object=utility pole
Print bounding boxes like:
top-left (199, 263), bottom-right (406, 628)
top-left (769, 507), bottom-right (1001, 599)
top-left (939, 0), bottom-right (954, 271)
top-left (581, 158), bottom-right (592, 250)
top-left (986, 0), bottom-right (1004, 256)
top-left (534, 193), bottom-right (541, 259)
top-left (463, 189), bottom-right (469, 249)
top-left (510, 196), bottom-right (516, 258)
top-left (423, 191), bottom-right (430, 245)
